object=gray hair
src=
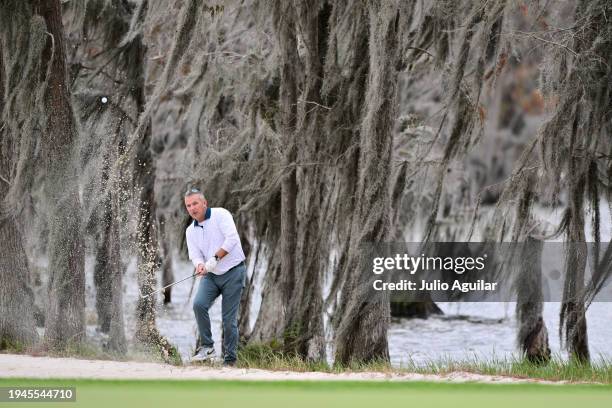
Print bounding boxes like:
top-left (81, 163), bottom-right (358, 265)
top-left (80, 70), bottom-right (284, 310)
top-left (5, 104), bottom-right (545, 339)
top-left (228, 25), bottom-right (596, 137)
top-left (184, 187), bottom-right (206, 200)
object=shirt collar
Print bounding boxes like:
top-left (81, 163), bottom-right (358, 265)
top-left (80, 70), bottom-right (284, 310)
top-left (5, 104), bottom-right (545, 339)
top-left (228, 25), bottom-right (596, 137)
top-left (193, 207), bottom-right (211, 228)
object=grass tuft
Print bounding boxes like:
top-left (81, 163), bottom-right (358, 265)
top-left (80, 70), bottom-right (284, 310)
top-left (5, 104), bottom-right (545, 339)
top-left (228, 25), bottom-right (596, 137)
top-left (237, 342), bottom-right (329, 372)
top-left (0, 337), bottom-right (26, 353)
top-left (238, 344), bottom-right (612, 383)
top-left (397, 353), bottom-right (612, 383)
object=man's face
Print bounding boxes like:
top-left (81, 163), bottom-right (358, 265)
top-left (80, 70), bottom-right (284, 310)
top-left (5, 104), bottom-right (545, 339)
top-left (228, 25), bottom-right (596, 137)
top-left (184, 194), bottom-right (207, 222)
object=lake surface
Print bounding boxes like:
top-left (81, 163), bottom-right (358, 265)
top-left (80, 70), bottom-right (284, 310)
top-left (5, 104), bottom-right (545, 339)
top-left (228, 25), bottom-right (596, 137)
top-left (388, 302), bottom-right (611, 366)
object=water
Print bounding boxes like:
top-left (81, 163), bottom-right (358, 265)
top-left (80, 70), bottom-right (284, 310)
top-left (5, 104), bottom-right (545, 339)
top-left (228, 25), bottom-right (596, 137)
top-left (389, 302), bottom-right (612, 366)
top-left (86, 256), bottom-right (612, 366)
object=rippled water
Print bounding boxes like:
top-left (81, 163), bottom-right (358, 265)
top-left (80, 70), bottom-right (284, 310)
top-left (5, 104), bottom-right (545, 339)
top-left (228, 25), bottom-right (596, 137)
top-left (388, 302), bottom-right (611, 366)
top-left (86, 257), bottom-right (611, 366)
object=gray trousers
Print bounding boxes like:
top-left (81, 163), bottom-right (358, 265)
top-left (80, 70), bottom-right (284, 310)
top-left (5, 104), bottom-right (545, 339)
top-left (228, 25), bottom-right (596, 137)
top-left (193, 262), bottom-right (246, 362)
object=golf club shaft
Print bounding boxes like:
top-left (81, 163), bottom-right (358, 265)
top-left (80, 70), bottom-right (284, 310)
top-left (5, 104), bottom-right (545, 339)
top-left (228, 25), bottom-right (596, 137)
top-left (141, 273), bottom-right (197, 299)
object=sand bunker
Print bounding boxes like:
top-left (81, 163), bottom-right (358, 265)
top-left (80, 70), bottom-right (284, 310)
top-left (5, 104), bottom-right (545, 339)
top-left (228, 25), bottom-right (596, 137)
top-left (0, 354), bottom-right (568, 384)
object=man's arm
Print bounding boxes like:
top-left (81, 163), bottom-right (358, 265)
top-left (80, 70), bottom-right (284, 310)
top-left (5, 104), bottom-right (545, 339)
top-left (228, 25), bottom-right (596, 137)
top-left (214, 248), bottom-right (228, 260)
top-left (217, 208), bottom-right (240, 254)
top-left (205, 248), bottom-right (227, 273)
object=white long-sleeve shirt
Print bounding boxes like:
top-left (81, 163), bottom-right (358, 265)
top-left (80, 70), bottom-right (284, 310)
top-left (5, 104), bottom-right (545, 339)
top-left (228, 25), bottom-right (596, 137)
top-left (185, 207), bottom-right (246, 275)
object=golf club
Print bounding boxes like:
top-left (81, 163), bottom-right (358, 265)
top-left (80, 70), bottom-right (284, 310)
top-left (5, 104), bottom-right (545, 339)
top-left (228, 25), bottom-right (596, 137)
top-left (140, 272), bottom-right (198, 299)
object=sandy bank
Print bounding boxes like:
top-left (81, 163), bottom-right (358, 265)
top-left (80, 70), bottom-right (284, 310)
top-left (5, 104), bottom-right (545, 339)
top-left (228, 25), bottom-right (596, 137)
top-left (0, 353), bottom-right (571, 384)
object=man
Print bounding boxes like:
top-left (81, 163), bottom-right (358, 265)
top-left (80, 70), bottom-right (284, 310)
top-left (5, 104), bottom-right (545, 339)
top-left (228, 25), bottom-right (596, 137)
top-left (184, 188), bottom-right (246, 366)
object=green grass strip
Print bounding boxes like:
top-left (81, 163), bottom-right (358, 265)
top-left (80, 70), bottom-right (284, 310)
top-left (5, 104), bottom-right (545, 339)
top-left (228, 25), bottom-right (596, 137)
top-left (1, 378), bottom-right (610, 408)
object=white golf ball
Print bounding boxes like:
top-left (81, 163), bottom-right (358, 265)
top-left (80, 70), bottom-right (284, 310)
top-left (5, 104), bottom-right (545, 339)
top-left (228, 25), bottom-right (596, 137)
top-left (101, 96), bottom-right (108, 104)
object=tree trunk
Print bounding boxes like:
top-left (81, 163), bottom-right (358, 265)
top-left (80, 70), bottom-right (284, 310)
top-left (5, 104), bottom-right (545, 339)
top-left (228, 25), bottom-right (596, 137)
top-left (280, 0), bottom-right (332, 362)
top-left (334, 2), bottom-right (400, 365)
top-left (93, 215), bottom-right (112, 334)
top-left (324, 4), bottom-right (370, 322)
top-left (250, 2), bottom-right (331, 359)
top-left (561, 109), bottom-right (589, 362)
top-left (390, 299), bottom-right (444, 319)
top-left (516, 237), bottom-right (550, 363)
top-left (158, 214), bottom-right (173, 304)
top-left (132, 119), bottom-right (180, 363)
top-left (0, 211), bottom-right (39, 349)
top-left (133, 113), bottom-right (160, 334)
top-left (129, 9), bottom-right (179, 361)
top-left (38, 0), bottom-right (86, 350)
top-left (0, 45), bottom-right (39, 346)
top-left (275, 0), bottom-right (299, 351)
top-left (250, 243), bottom-right (284, 342)
top-left (93, 150), bottom-right (127, 353)
top-left (238, 226), bottom-right (256, 340)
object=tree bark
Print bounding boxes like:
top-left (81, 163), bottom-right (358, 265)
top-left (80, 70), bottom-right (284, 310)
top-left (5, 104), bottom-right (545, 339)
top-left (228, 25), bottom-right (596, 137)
top-left (0, 43), bottom-right (39, 347)
top-left (0, 211), bottom-right (39, 350)
top-left (38, 0), bottom-right (86, 350)
top-left (237, 225), bottom-right (255, 340)
top-left (133, 102), bottom-right (161, 340)
top-left (334, 2), bottom-right (400, 365)
top-left (561, 108), bottom-right (589, 362)
top-left (516, 237), bottom-right (550, 363)
top-left (93, 149), bottom-right (127, 353)
top-left (93, 214), bottom-right (112, 334)
top-left (275, 0), bottom-right (299, 350)
top-left (250, 243), bottom-right (284, 342)
top-left (280, 0), bottom-right (332, 362)
top-left (158, 214), bottom-right (173, 304)
top-left (324, 5), bottom-right (370, 322)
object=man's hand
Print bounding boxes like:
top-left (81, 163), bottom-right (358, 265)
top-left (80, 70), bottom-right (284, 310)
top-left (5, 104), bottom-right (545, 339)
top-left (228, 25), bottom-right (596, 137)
top-left (205, 258), bottom-right (218, 274)
top-left (196, 263), bottom-right (206, 276)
